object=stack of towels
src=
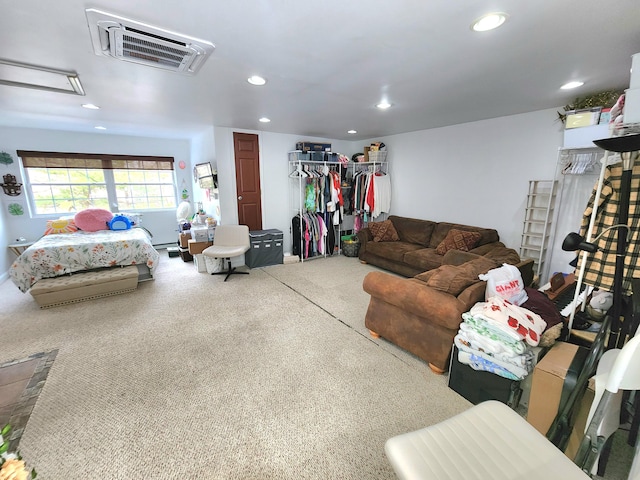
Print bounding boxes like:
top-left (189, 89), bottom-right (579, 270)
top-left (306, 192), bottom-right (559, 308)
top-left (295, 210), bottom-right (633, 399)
top-left (455, 296), bottom-right (547, 381)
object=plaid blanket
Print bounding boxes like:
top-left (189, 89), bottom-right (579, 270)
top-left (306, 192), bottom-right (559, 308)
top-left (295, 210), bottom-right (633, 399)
top-left (577, 163), bottom-right (640, 295)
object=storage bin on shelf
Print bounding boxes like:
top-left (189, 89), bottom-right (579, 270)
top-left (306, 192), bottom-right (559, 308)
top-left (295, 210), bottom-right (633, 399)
top-left (367, 150), bottom-right (387, 162)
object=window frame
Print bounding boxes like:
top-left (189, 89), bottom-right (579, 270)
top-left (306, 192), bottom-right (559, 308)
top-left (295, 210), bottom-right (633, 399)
top-left (17, 150), bottom-right (177, 217)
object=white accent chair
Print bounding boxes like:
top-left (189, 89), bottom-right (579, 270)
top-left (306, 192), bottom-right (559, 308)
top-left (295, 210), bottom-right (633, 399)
top-left (385, 333), bottom-right (640, 479)
top-left (202, 225), bottom-right (250, 281)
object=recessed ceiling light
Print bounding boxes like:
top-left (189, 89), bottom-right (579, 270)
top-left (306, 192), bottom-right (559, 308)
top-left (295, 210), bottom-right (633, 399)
top-left (348, 130), bottom-right (357, 134)
top-left (258, 117), bottom-right (271, 123)
top-left (471, 12), bottom-right (508, 32)
top-left (376, 102), bottom-right (392, 110)
top-left (82, 103), bottom-right (100, 109)
top-left (94, 126), bottom-right (107, 130)
top-left (561, 81), bottom-right (584, 90)
top-left (248, 75), bottom-right (267, 86)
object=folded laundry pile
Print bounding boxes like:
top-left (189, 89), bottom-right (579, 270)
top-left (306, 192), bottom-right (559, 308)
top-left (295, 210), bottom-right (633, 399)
top-left (455, 296), bottom-right (547, 380)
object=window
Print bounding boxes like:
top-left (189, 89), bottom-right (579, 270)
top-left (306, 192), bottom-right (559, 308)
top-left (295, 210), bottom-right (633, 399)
top-left (17, 151), bottom-right (176, 215)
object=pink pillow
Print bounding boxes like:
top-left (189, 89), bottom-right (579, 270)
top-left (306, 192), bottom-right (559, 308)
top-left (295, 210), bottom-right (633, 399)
top-left (74, 208), bottom-right (114, 232)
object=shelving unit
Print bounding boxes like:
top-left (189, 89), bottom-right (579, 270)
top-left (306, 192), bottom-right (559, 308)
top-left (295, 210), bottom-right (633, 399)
top-left (288, 151), bottom-right (343, 262)
top-left (545, 147), bottom-right (604, 283)
top-left (519, 180), bottom-right (557, 282)
top-left (343, 160), bottom-right (389, 230)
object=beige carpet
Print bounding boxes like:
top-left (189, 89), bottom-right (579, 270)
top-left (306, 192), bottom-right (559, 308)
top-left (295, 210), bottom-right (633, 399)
top-left (0, 254), bottom-right (633, 479)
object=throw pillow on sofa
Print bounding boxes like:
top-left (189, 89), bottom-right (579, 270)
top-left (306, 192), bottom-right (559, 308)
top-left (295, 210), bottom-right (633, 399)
top-left (414, 256), bottom-right (497, 296)
top-left (435, 228), bottom-right (482, 255)
top-left (369, 219), bottom-right (400, 242)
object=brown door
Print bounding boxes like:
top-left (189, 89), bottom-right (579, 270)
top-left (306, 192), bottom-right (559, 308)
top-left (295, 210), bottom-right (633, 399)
top-left (233, 132), bottom-right (262, 231)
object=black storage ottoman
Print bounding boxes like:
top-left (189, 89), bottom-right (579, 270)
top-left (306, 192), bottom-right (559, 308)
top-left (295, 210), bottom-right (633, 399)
top-left (448, 346), bottom-right (523, 409)
top-left (246, 229), bottom-right (283, 268)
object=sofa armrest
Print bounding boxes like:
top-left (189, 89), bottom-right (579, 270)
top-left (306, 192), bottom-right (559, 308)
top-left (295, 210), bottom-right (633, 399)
top-left (442, 249), bottom-right (482, 266)
top-left (363, 271), bottom-right (468, 331)
top-left (468, 241), bottom-right (505, 256)
top-left (356, 228), bottom-right (373, 244)
top-left (516, 258), bottom-right (535, 288)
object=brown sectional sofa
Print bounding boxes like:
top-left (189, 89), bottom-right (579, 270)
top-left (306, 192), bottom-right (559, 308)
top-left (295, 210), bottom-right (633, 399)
top-left (357, 215), bottom-right (505, 278)
top-left (358, 215), bottom-right (533, 373)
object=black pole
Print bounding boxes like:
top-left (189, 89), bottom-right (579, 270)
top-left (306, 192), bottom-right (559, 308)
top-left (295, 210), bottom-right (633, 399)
top-left (608, 167), bottom-right (631, 349)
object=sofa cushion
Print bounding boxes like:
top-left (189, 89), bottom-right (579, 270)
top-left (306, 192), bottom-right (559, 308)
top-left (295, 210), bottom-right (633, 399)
top-left (389, 215), bottom-right (436, 247)
top-left (483, 246), bottom-right (522, 265)
top-left (415, 256), bottom-right (498, 296)
top-left (403, 248), bottom-right (446, 272)
top-left (435, 229), bottom-right (482, 255)
top-left (429, 222), bottom-right (499, 249)
top-left (369, 219), bottom-right (400, 242)
top-left (366, 241), bottom-right (423, 263)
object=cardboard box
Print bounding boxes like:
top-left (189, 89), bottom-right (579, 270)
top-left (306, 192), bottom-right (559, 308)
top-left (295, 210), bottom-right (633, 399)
top-left (187, 239), bottom-right (213, 255)
top-left (565, 109), bottom-right (601, 129)
top-left (178, 232), bottom-right (191, 248)
top-left (179, 247), bottom-right (193, 262)
top-left (565, 377), bottom-right (595, 459)
top-left (526, 341), bottom-right (589, 438)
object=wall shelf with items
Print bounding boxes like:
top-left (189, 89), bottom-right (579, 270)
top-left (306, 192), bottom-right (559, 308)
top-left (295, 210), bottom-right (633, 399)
top-left (288, 151), bottom-right (344, 262)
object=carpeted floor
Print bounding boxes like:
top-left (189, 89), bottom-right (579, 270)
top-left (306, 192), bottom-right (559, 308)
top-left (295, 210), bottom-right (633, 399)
top-left (0, 253), bottom-right (634, 479)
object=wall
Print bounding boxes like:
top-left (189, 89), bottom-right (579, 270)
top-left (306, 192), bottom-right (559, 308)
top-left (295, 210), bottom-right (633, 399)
top-left (363, 109), bottom-right (565, 262)
top-left (2, 108), bottom-right (578, 284)
top-left (213, 127), bottom-right (352, 256)
top-left (0, 127), bottom-right (191, 280)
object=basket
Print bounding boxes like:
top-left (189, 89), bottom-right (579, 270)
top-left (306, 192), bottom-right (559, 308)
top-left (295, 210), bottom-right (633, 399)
top-left (342, 239), bottom-right (360, 257)
top-left (367, 150), bottom-right (387, 162)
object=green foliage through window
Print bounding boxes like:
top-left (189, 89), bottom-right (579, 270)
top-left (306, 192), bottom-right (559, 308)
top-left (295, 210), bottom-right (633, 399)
top-left (17, 151), bottom-right (176, 215)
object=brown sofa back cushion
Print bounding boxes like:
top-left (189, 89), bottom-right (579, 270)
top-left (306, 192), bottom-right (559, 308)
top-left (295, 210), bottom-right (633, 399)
top-left (429, 222), bottom-right (499, 249)
top-left (389, 215), bottom-right (436, 247)
top-left (369, 219), bottom-right (400, 242)
top-left (414, 256), bottom-right (498, 296)
top-left (435, 229), bottom-right (482, 255)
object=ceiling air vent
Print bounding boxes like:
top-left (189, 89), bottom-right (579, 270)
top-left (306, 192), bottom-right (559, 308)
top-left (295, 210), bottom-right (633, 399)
top-left (85, 9), bottom-right (214, 75)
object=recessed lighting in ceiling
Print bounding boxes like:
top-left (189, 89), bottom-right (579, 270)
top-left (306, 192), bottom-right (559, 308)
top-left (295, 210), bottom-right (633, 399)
top-left (561, 81), bottom-right (584, 90)
top-left (471, 12), bottom-right (508, 32)
top-left (82, 103), bottom-right (100, 109)
top-left (248, 75), bottom-right (267, 86)
top-left (94, 126), bottom-right (107, 130)
top-left (348, 130), bottom-right (357, 134)
top-left (376, 102), bottom-right (392, 110)
top-left (258, 117), bottom-right (271, 123)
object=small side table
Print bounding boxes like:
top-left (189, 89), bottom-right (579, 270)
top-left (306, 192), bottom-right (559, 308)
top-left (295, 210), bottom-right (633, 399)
top-left (8, 241), bottom-right (34, 257)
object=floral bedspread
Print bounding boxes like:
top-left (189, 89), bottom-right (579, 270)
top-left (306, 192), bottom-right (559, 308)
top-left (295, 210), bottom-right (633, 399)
top-left (10, 228), bottom-right (160, 293)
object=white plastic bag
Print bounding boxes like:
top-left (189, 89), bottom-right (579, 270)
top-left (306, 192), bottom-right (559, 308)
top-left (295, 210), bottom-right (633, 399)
top-left (204, 256), bottom-right (224, 274)
top-left (478, 263), bottom-right (528, 306)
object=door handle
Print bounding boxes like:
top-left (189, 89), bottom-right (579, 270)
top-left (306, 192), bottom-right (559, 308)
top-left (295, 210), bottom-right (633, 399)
top-left (238, 195), bottom-right (243, 200)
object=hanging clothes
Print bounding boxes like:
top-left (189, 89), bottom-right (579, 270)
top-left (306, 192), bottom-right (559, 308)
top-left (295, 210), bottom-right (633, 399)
top-left (577, 163), bottom-right (640, 295)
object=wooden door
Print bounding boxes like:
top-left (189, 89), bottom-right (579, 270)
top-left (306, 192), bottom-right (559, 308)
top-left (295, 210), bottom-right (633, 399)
top-left (233, 132), bottom-right (262, 231)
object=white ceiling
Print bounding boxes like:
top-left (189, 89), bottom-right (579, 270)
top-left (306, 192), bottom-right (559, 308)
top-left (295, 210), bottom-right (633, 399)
top-left (1, 1), bottom-right (639, 142)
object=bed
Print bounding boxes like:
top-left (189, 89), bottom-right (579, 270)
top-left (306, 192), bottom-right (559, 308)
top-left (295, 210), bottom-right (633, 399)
top-left (10, 228), bottom-right (160, 294)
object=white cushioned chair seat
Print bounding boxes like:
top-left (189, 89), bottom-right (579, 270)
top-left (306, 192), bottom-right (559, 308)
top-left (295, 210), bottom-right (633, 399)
top-left (202, 245), bottom-right (249, 258)
top-left (385, 400), bottom-right (590, 480)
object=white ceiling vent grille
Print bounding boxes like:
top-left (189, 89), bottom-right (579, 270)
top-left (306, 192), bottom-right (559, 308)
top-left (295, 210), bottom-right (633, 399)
top-left (85, 9), bottom-right (214, 75)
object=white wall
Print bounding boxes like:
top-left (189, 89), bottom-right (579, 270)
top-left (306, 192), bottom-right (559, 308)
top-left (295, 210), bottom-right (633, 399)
top-left (214, 127), bottom-right (352, 255)
top-left (365, 108), bottom-right (565, 259)
top-left (3, 108), bottom-right (582, 283)
top-left (0, 127), bottom-right (191, 279)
